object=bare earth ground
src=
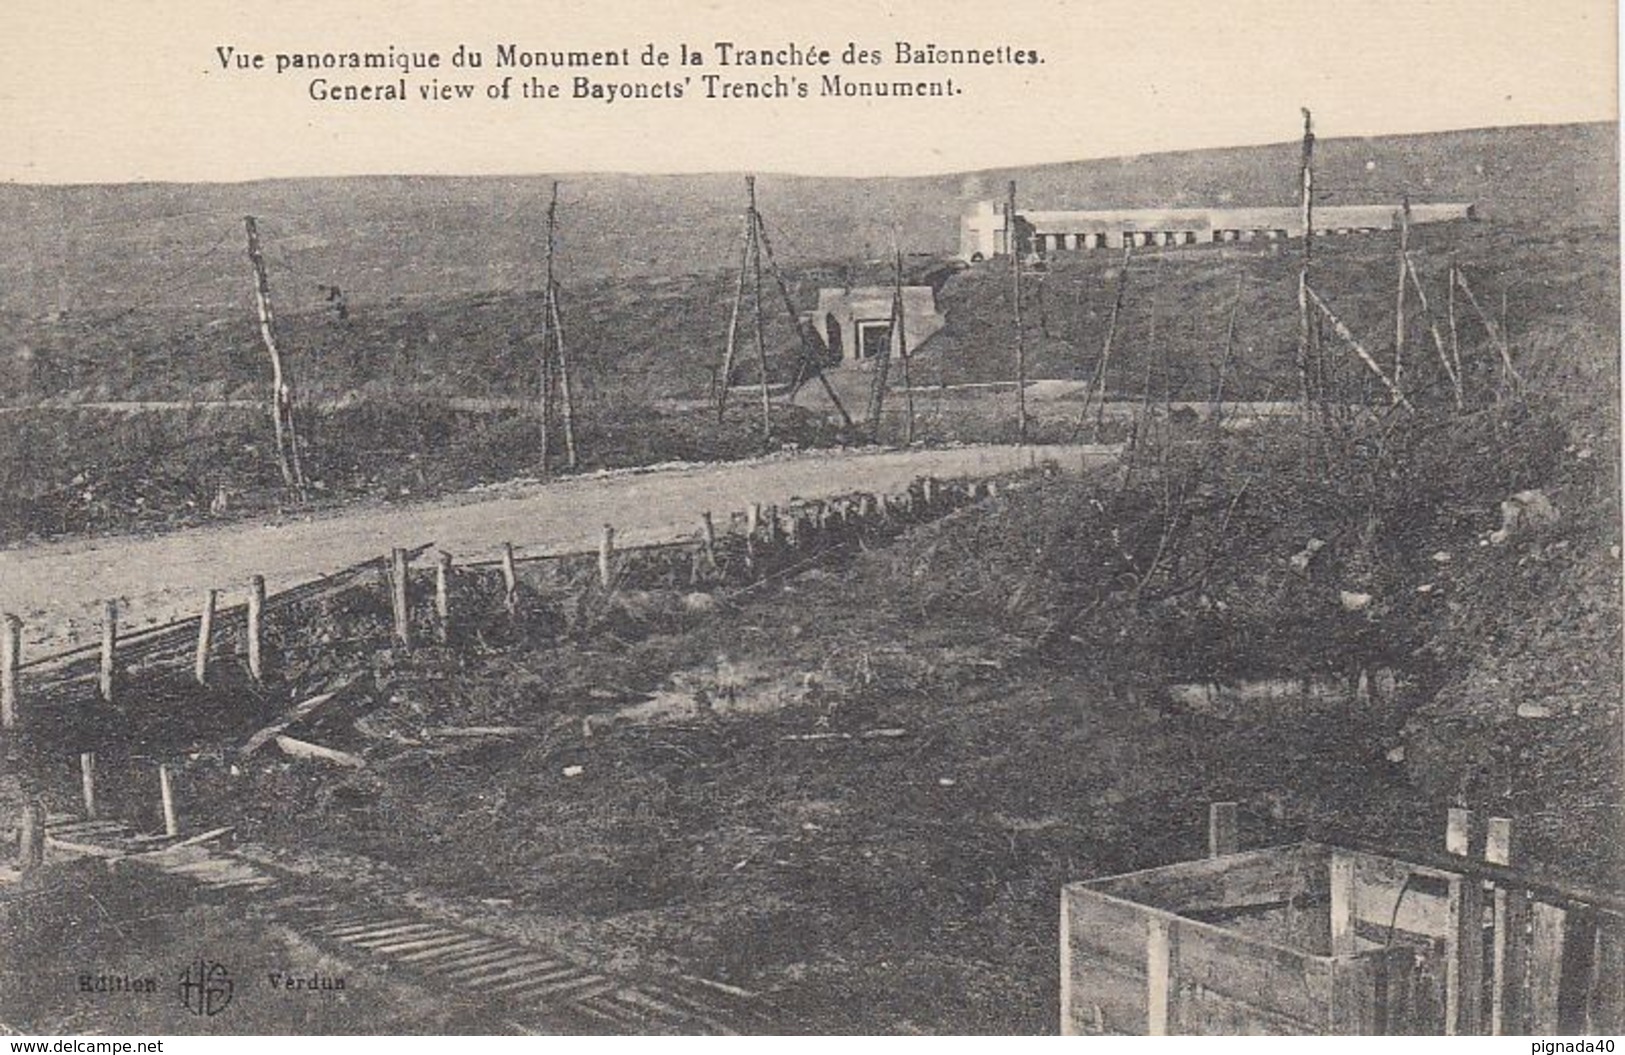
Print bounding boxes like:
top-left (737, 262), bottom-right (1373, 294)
top-left (0, 443), bottom-right (1113, 656)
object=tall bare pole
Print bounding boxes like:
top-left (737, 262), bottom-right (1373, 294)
top-left (549, 290), bottom-right (579, 469)
top-left (1295, 109), bottom-right (1317, 423)
top-left (747, 176), bottom-right (772, 443)
top-left (1394, 193), bottom-right (1410, 388)
top-left (1008, 180), bottom-right (1028, 443)
top-left (717, 207), bottom-right (753, 421)
top-left (244, 216), bottom-right (306, 498)
top-left (894, 235), bottom-right (915, 446)
top-left (539, 182), bottom-right (558, 470)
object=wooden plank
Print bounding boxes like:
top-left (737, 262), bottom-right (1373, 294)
top-left (1351, 852), bottom-right (1452, 938)
top-left (1528, 901), bottom-right (1567, 1032)
top-left (1587, 918), bottom-right (1625, 1034)
top-left (1444, 873), bottom-right (1485, 1034)
top-left (1328, 954), bottom-right (1385, 1034)
top-left (1086, 844), bottom-right (1327, 915)
top-left (1172, 916), bottom-right (1332, 1026)
top-left (1486, 818), bottom-right (1529, 1036)
top-left (1174, 980), bottom-right (1319, 1035)
top-left (1330, 851), bottom-right (1357, 956)
top-left (1065, 886), bottom-right (1159, 969)
top-left (1067, 947), bottom-right (1149, 1034)
top-left (1146, 916), bottom-right (1172, 1035)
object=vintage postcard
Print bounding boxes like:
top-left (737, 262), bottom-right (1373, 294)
top-left (0, 0), bottom-right (1619, 1038)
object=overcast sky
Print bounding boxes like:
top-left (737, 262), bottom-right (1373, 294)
top-left (1, 0), bottom-right (1617, 184)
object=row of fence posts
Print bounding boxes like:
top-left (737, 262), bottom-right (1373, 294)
top-left (6, 472), bottom-right (1008, 870)
top-left (3, 473), bottom-right (1010, 727)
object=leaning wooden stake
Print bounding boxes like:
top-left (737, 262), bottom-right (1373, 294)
top-left (1, 613), bottom-right (19, 730)
top-left (194, 588), bottom-right (217, 686)
top-left (1455, 268), bottom-right (1521, 389)
top-left (159, 763), bottom-right (180, 837)
top-left (99, 600), bottom-right (117, 705)
top-left (247, 575), bottom-right (266, 684)
top-left (1404, 254), bottom-right (1463, 409)
top-left (1306, 285), bottom-right (1413, 410)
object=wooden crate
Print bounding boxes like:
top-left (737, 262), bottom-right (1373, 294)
top-left (1062, 840), bottom-right (1625, 1035)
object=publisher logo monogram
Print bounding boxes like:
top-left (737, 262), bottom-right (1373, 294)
top-left (178, 959), bottom-right (234, 1017)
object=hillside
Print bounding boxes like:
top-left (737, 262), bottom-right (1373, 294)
top-left (0, 122), bottom-right (1613, 321)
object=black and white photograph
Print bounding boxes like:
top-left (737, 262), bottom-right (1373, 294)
top-left (0, 0), bottom-right (1619, 1037)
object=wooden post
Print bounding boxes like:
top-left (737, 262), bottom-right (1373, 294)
top-left (1, 613), bottom-right (19, 731)
top-left (1207, 801), bottom-right (1238, 857)
top-left (598, 525), bottom-right (615, 588)
top-left (80, 751), bottom-right (98, 819)
top-left (158, 763), bottom-right (179, 837)
top-left (1446, 806), bottom-right (1473, 857)
top-left (1296, 108), bottom-right (1318, 423)
top-left (1445, 807), bottom-right (1483, 1034)
top-left (1008, 180), bottom-right (1028, 443)
top-left (501, 543), bottom-right (518, 616)
top-left (247, 575), bottom-right (265, 684)
top-left (1329, 851), bottom-right (1358, 956)
top-left (98, 600), bottom-right (117, 705)
top-left (194, 589), bottom-right (217, 686)
top-left (390, 547), bottom-right (412, 651)
top-left (435, 551), bottom-right (453, 643)
top-left (700, 512), bottom-right (718, 572)
top-left (1486, 816), bottom-right (1529, 1035)
top-left (1145, 916), bottom-right (1174, 1035)
top-left (18, 800), bottom-right (44, 871)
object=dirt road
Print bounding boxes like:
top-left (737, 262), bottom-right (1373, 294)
top-left (0, 444), bottom-right (1116, 656)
